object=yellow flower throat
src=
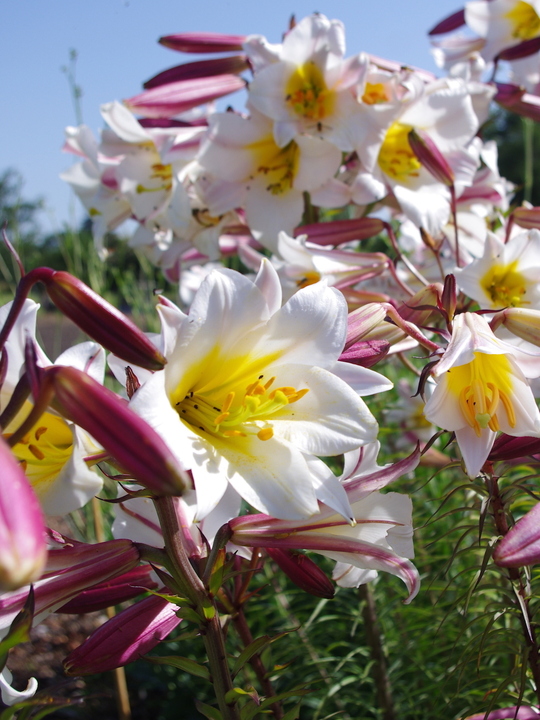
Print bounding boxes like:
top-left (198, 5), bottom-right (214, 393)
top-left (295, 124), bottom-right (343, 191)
top-left (446, 352), bottom-right (516, 436)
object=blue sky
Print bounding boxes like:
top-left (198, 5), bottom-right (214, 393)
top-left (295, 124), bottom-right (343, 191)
top-left (1, 0), bottom-right (462, 235)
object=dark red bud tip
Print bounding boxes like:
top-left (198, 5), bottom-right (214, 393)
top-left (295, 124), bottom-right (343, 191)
top-left (266, 548), bottom-right (335, 599)
top-left (496, 37), bottom-right (540, 61)
top-left (49, 366), bottom-right (188, 496)
top-left (488, 433), bottom-right (540, 462)
top-left (295, 218), bottom-right (385, 246)
top-left (34, 269), bottom-right (166, 371)
top-left (408, 129), bottom-right (454, 186)
top-left (143, 55), bottom-right (249, 89)
top-left (340, 340), bottom-right (390, 368)
top-left (441, 274), bottom-right (457, 321)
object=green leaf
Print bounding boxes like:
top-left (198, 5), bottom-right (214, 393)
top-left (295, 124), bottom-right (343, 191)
top-left (232, 631), bottom-right (290, 678)
top-left (281, 702), bottom-right (302, 720)
top-left (145, 655), bottom-right (211, 681)
top-left (195, 700), bottom-right (222, 720)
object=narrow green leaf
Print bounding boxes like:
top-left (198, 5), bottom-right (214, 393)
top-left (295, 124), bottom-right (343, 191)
top-left (232, 636), bottom-right (272, 678)
top-left (0, 587), bottom-right (34, 670)
top-left (195, 700), bottom-right (223, 720)
top-left (145, 655), bottom-right (211, 681)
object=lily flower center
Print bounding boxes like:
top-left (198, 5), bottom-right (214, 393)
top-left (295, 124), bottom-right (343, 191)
top-left (505, 1), bottom-right (540, 40)
top-left (378, 122), bottom-right (421, 182)
top-left (480, 261), bottom-right (528, 307)
top-left (285, 62), bottom-right (335, 121)
top-left (174, 375), bottom-right (309, 442)
top-left (6, 406), bottom-right (74, 490)
top-left (362, 83), bottom-right (390, 105)
top-left (446, 352), bottom-right (516, 436)
top-left (249, 136), bottom-right (300, 195)
top-left (136, 163), bottom-right (173, 194)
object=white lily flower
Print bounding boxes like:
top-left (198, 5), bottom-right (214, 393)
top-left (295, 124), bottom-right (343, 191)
top-left (197, 109), bottom-right (341, 251)
top-left (454, 229), bottom-right (540, 309)
top-left (130, 261), bottom-right (390, 520)
top-left (466, 0), bottom-right (540, 61)
top-left (245, 13), bottom-right (368, 151)
top-left (424, 312), bottom-right (540, 477)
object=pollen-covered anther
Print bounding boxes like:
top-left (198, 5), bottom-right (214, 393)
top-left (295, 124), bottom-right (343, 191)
top-left (257, 428), bottom-right (274, 441)
top-left (458, 380), bottom-right (515, 437)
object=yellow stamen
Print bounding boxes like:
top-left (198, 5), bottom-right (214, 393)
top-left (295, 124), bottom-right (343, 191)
top-left (378, 122), bottom-right (421, 182)
top-left (505, 1), bottom-right (540, 40)
top-left (480, 260), bottom-right (528, 308)
top-left (257, 428), bottom-right (274, 441)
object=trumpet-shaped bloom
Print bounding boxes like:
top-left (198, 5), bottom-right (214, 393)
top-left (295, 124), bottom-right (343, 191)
top-left (424, 312), bottom-right (540, 476)
top-left (245, 13), bottom-right (368, 150)
top-left (129, 261), bottom-right (390, 520)
top-left (454, 229), bottom-right (540, 309)
top-left (466, 0), bottom-right (540, 61)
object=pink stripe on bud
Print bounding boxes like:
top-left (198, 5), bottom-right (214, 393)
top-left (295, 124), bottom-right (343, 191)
top-left (494, 503), bottom-right (540, 567)
top-left (0, 437), bottom-right (46, 591)
top-left (266, 548), bottom-right (334, 598)
top-left (64, 594), bottom-right (181, 674)
top-left (159, 32), bottom-right (246, 53)
top-left (339, 339), bottom-right (390, 368)
top-left (144, 55), bottom-right (249, 89)
top-left (295, 218), bottom-right (385, 246)
top-left (57, 565), bottom-right (158, 614)
top-left (408, 129), bottom-right (454, 187)
top-left (48, 366), bottom-right (189, 496)
top-left (125, 75), bottom-right (246, 119)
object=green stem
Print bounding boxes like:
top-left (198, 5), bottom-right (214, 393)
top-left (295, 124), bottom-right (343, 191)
top-left (154, 496), bottom-right (240, 720)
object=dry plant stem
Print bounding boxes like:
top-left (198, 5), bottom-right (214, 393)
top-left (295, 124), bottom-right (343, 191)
top-left (232, 607), bottom-right (284, 720)
top-left (93, 497), bottom-right (132, 720)
top-left (154, 496), bottom-right (240, 720)
top-left (488, 476), bottom-right (540, 704)
top-left (358, 584), bottom-right (396, 720)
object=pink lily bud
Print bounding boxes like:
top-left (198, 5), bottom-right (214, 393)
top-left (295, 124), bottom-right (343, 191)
top-left (0, 437), bottom-right (46, 591)
top-left (494, 503), bottom-right (540, 567)
top-left (339, 339), bottom-right (390, 368)
top-left (513, 206), bottom-right (540, 230)
top-left (441, 274), bottom-right (457, 322)
top-left (495, 83), bottom-right (540, 122)
top-left (345, 304), bottom-right (387, 349)
top-left (428, 9), bottom-right (466, 35)
top-left (0, 537), bottom-right (140, 630)
top-left (408, 130), bottom-right (454, 187)
top-left (295, 218), bottom-right (385, 246)
top-left (124, 75), bottom-right (246, 119)
top-left (497, 307), bottom-right (540, 347)
top-left (266, 548), bottom-right (335, 599)
top-left (64, 594), bottom-right (181, 675)
top-left (159, 32), bottom-right (246, 53)
top-left (488, 433), bottom-right (540, 462)
top-left (57, 565), bottom-right (158, 614)
top-left (496, 37), bottom-right (540, 61)
top-left (397, 284), bottom-right (442, 327)
top-left (0, 267), bottom-right (166, 370)
top-left (144, 55), bottom-right (249, 89)
top-left (48, 366), bottom-right (189, 496)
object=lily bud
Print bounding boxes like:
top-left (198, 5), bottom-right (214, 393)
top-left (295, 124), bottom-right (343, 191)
top-left (496, 37), bottom-right (540, 61)
top-left (408, 129), bottom-right (454, 187)
top-left (428, 9), bottom-right (466, 35)
top-left (340, 340), bottom-right (390, 368)
top-left (64, 594), bottom-right (181, 675)
top-left (494, 503), bottom-right (540, 567)
top-left (441, 274), bottom-right (457, 322)
top-left (295, 218), bottom-right (385, 246)
top-left (0, 437), bottom-right (46, 591)
top-left (397, 284), bottom-right (442, 326)
top-left (124, 75), bottom-right (246, 119)
top-left (344, 304), bottom-right (387, 349)
top-left (266, 548), bottom-right (335, 599)
top-left (159, 32), bottom-right (246, 53)
top-left (495, 83), bottom-right (540, 122)
top-left (488, 433), bottom-right (540, 462)
top-left (48, 366), bottom-right (189, 496)
top-left (498, 307), bottom-right (540, 347)
top-left (0, 537), bottom-right (140, 631)
top-left (57, 565), bottom-right (158, 614)
top-left (1, 267), bottom-right (166, 370)
top-left (144, 55), bottom-right (249, 89)
top-left (513, 206), bottom-right (540, 230)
